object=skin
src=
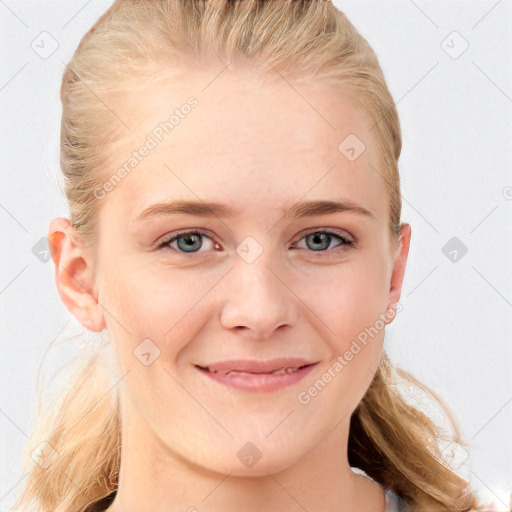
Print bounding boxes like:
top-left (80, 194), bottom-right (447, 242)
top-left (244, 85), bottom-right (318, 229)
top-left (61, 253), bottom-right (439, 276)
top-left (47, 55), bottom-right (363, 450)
top-left (48, 58), bottom-right (411, 512)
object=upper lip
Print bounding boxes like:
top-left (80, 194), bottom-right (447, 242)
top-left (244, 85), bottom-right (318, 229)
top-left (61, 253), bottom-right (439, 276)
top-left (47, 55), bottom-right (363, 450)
top-left (196, 357), bottom-right (318, 374)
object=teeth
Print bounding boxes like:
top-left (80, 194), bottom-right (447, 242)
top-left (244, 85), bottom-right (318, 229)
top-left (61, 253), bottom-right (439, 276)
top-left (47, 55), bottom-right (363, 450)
top-left (271, 367), bottom-right (300, 374)
top-left (202, 365), bottom-right (304, 375)
top-left (221, 367), bottom-right (300, 376)
top-left (227, 370), bottom-right (257, 376)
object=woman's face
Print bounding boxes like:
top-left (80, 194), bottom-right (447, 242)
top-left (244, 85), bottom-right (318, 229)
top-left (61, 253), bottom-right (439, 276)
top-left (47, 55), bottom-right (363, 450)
top-left (89, 63), bottom-right (410, 476)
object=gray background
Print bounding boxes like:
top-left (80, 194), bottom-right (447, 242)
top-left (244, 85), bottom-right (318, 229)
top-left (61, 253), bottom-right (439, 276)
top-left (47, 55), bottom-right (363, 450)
top-left (1, 1), bottom-right (511, 510)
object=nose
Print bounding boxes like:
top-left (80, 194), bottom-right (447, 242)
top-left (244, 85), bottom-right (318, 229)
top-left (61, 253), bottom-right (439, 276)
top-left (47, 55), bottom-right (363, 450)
top-left (219, 253), bottom-right (299, 340)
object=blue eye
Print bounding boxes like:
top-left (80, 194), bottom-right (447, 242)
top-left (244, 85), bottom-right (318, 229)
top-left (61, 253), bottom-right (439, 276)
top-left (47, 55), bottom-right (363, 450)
top-left (157, 230), bottom-right (216, 253)
top-left (156, 229), bottom-right (354, 254)
top-left (298, 230), bottom-right (354, 252)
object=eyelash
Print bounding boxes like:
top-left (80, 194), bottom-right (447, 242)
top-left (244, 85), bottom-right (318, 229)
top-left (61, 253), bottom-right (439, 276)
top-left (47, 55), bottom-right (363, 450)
top-left (156, 229), bottom-right (355, 255)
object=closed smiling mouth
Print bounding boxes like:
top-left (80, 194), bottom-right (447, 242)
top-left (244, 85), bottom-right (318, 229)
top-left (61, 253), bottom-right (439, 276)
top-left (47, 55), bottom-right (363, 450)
top-left (194, 358), bottom-right (319, 392)
top-left (196, 364), bottom-right (313, 376)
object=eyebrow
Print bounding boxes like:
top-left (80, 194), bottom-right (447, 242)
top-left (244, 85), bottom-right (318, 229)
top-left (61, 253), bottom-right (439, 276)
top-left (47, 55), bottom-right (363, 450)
top-left (133, 198), bottom-right (375, 222)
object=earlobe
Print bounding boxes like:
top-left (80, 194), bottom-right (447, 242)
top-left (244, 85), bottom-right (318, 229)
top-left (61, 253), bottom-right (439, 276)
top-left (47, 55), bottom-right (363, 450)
top-left (386, 223), bottom-right (411, 322)
top-left (47, 217), bottom-right (106, 332)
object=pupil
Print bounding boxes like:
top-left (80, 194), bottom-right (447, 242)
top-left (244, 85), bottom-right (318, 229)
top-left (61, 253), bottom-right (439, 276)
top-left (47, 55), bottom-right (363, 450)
top-left (307, 233), bottom-right (330, 251)
top-left (178, 234), bottom-right (202, 252)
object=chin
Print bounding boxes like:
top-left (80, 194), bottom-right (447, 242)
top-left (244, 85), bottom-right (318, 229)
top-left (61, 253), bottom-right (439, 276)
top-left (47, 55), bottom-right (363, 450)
top-left (215, 454), bottom-right (303, 478)
top-left (194, 438), bottom-right (311, 477)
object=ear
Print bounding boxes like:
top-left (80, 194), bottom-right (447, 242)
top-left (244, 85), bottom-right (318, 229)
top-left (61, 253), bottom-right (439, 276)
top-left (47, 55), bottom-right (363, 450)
top-left (47, 217), bottom-right (106, 332)
top-left (385, 223), bottom-right (411, 324)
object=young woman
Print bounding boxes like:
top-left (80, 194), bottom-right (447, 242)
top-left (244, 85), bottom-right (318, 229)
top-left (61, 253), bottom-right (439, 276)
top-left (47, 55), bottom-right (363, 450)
top-left (13, 1), bottom-right (479, 511)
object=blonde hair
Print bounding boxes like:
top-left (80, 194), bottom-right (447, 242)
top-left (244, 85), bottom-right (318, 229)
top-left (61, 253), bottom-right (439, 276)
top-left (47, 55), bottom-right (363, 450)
top-left (13, 1), bottom-right (479, 511)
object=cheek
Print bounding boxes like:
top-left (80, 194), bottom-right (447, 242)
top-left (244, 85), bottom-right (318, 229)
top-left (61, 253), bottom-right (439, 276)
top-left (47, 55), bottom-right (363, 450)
top-left (297, 254), bottom-right (389, 344)
top-left (303, 262), bottom-right (387, 410)
top-left (102, 259), bottom-right (216, 354)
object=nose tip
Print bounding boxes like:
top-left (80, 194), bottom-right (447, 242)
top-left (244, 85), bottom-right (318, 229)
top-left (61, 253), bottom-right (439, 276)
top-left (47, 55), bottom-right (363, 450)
top-left (219, 260), bottom-right (297, 340)
top-left (231, 318), bottom-right (290, 341)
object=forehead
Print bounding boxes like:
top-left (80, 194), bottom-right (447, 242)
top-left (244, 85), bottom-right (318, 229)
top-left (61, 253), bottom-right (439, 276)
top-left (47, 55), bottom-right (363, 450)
top-left (101, 64), bottom-right (387, 223)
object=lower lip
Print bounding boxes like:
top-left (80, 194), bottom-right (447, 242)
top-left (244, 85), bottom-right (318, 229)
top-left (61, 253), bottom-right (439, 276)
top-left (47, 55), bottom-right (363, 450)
top-left (196, 364), bottom-right (317, 393)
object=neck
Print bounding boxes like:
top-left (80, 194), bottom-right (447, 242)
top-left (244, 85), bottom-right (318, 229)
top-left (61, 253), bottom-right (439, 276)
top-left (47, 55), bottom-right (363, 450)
top-left (105, 402), bottom-right (386, 512)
